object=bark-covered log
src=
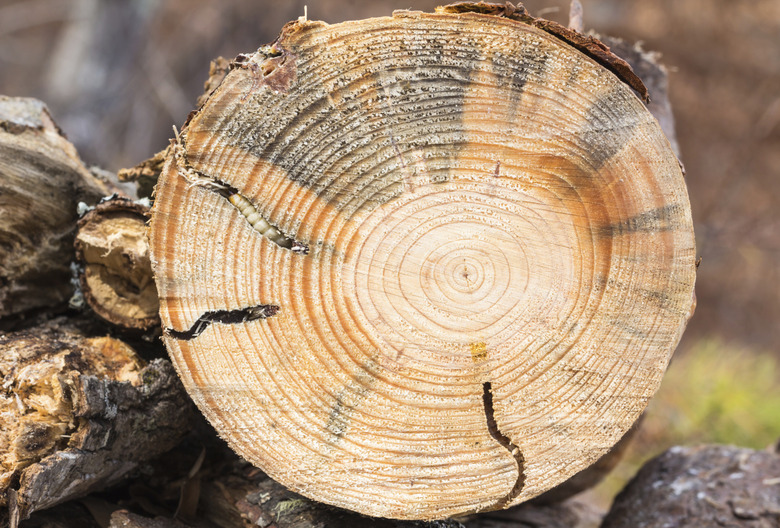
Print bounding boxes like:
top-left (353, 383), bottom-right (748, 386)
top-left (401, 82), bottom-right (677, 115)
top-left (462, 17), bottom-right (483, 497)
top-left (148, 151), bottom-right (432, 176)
top-left (0, 96), bottom-right (109, 318)
top-left (0, 318), bottom-right (195, 526)
top-left (602, 443), bottom-right (780, 527)
top-left (149, 3), bottom-right (696, 520)
top-left (74, 197), bottom-right (159, 331)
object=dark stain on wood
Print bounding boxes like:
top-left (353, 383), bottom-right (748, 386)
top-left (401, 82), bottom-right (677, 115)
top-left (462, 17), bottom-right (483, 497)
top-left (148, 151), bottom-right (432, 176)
top-left (325, 397), bottom-right (349, 439)
top-left (577, 92), bottom-right (639, 169)
top-left (324, 361), bottom-right (378, 442)
top-left (604, 204), bottom-right (683, 237)
top-left (253, 29), bottom-right (480, 213)
top-left (438, 2), bottom-right (649, 102)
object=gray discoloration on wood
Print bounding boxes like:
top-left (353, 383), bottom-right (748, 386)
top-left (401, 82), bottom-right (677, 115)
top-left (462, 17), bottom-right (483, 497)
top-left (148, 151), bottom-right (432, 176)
top-left (605, 204), bottom-right (684, 237)
top-left (243, 26), bottom-right (480, 214)
top-left (577, 93), bottom-right (643, 169)
top-left (324, 361), bottom-right (377, 442)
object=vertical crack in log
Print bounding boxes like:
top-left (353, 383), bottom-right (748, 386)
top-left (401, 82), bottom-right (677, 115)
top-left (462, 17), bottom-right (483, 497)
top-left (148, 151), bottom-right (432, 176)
top-left (482, 381), bottom-right (525, 507)
top-left (166, 304), bottom-right (279, 340)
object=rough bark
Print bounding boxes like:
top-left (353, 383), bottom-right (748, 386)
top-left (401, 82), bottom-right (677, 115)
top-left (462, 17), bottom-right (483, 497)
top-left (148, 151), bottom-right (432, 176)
top-left (602, 443), bottom-right (780, 528)
top-left (0, 96), bottom-right (109, 318)
top-left (0, 318), bottom-right (196, 526)
top-left (149, 4), bottom-right (696, 520)
top-left (74, 197), bottom-right (159, 331)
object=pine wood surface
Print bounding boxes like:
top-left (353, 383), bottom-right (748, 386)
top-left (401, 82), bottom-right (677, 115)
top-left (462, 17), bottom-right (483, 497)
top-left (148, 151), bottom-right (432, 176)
top-left (150, 7), bottom-right (696, 520)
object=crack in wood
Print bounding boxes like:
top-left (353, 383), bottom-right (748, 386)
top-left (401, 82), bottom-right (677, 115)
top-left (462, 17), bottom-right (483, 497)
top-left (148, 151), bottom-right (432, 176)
top-left (166, 304), bottom-right (279, 340)
top-left (482, 381), bottom-right (525, 507)
top-left (171, 137), bottom-right (308, 254)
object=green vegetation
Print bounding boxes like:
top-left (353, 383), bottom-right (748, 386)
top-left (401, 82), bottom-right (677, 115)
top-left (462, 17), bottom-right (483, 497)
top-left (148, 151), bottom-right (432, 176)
top-left (643, 338), bottom-right (780, 449)
top-left (593, 338), bottom-right (780, 504)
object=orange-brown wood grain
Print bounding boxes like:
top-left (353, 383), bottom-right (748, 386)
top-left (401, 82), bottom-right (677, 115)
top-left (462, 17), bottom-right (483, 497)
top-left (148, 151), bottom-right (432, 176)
top-left (149, 7), bottom-right (695, 520)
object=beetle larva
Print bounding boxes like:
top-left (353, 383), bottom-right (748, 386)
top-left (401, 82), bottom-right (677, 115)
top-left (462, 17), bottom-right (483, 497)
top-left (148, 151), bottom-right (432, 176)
top-left (228, 193), bottom-right (290, 248)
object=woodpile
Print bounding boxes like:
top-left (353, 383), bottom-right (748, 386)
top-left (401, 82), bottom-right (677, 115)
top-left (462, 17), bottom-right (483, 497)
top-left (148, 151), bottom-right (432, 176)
top-left (8, 3), bottom-right (764, 528)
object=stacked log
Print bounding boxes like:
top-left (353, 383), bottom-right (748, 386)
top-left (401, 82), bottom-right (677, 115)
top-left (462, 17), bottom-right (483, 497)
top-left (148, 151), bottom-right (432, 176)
top-left (9, 4), bottom-right (765, 528)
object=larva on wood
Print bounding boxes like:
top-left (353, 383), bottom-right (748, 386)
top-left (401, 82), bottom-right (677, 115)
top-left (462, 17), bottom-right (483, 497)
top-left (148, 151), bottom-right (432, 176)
top-left (228, 193), bottom-right (290, 248)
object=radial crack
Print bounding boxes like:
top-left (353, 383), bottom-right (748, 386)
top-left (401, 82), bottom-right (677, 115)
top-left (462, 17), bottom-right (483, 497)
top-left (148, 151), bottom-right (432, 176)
top-left (167, 304), bottom-right (279, 340)
top-left (172, 135), bottom-right (308, 254)
top-left (483, 381), bottom-right (525, 507)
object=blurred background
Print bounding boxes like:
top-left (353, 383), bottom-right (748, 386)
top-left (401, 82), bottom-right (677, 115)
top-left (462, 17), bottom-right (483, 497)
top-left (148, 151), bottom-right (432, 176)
top-left (1, 0), bottom-right (778, 506)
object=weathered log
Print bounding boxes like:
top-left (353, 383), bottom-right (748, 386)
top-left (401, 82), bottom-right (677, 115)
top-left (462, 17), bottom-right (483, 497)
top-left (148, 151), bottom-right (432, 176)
top-left (0, 318), bottom-right (195, 526)
top-left (602, 443), bottom-right (780, 527)
top-left (0, 96), bottom-right (109, 318)
top-left (148, 3), bottom-right (696, 520)
top-left (74, 197), bottom-right (159, 331)
top-left (102, 455), bottom-right (600, 528)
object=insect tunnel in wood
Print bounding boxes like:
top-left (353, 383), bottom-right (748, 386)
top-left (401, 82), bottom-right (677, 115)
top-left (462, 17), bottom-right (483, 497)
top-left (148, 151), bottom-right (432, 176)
top-left (149, 3), bottom-right (696, 520)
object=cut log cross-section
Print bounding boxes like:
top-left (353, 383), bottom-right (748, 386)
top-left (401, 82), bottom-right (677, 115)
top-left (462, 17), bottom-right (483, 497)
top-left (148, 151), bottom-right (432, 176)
top-left (149, 5), bottom-right (697, 521)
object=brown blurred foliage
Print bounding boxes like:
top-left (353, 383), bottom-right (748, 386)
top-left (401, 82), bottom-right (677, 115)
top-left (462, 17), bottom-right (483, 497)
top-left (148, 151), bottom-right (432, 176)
top-left (1, 0), bottom-right (778, 349)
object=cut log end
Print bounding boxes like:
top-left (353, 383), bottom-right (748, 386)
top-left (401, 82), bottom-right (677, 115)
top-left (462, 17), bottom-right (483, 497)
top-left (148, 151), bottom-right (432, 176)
top-left (149, 6), bottom-right (696, 520)
top-left (75, 197), bottom-right (159, 331)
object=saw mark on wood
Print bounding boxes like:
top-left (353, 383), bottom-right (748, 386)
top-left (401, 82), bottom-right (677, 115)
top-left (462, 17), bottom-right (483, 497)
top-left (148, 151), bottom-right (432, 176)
top-left (167, 304), bottom-right (279, 340)
top-left (482, 381), bottom-right (525, 507)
